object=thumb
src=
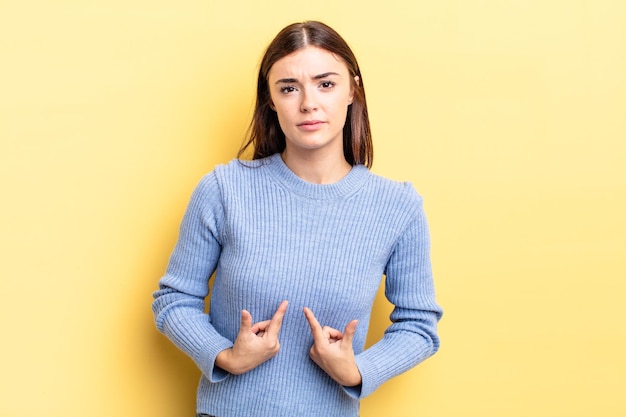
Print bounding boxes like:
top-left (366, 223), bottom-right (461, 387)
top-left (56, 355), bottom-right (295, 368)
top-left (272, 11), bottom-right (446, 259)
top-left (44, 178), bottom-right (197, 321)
top-left (342, 320), bottom-right (358, 346)
top-left (303, 307), bottom-right (323, 339)
top-left (240, 309), bottom-right (253, 333)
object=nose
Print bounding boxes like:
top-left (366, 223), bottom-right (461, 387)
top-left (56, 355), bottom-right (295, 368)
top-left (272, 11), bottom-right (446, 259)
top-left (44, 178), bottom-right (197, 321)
top-left (300, 88), bottom-right (318, 113)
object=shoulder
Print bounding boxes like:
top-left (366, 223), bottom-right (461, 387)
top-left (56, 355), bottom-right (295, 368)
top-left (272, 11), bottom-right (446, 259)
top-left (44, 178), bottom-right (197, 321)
top-left (192, 156), bottom-right (269, 190)
top-left (190, 156), bottom-right (278, 206)
top-left (211, 155), bottom-right (273, 184)
top-left (351, 172), bottom-right (427, 238)
top-left (190, 158), bottom-right (255, 204)
top-left (363, 171), bottom-right (424, 211)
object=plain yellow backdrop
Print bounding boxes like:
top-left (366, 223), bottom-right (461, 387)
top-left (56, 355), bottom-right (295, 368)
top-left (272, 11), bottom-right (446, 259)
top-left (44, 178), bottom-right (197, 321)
top-left (1, 1), bottom-right (625, 416)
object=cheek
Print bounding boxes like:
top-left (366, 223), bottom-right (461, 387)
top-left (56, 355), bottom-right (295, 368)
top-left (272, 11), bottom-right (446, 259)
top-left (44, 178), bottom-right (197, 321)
top-left (273, 107), bottom-right (294, 134)
top-left (336, 89), bottom-right (355, 109)
top-left (330, 96), bottom-right (352, 118)
top-left (274, 106), bottom-right (291, 123)
top-left (271, 96), bottom-right (295, 116)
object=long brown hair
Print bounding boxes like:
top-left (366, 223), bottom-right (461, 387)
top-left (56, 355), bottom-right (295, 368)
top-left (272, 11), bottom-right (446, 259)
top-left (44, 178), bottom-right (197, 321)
top-left (238, 21), bottom-right (373, 168)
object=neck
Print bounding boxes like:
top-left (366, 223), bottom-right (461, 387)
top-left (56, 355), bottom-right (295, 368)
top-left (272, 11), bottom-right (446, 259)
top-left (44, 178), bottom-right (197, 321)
top-left (281, 148), bottom-right (352, 184)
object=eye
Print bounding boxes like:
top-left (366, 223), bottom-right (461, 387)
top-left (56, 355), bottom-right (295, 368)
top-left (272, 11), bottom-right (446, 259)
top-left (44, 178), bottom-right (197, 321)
top-left (319, 81), bottom-right (336, 89)
top-left (279, 85), bottom-right (297, 94)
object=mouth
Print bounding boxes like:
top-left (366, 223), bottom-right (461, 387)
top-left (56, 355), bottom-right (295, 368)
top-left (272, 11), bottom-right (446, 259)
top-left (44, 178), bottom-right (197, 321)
top-left (297, 120), bottom-right (325, 127)
top-left (297, 120), bottom-right (325, 132)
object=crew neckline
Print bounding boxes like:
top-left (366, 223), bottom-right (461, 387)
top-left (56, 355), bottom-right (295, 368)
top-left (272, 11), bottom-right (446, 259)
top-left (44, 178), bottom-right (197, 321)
top-left (264, 153), bottom-right (370, 200)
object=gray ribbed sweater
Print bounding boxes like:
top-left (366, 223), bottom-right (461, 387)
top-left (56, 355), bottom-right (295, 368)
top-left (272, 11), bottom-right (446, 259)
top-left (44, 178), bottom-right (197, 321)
top-left (152, 153), bottom-right (442, 417)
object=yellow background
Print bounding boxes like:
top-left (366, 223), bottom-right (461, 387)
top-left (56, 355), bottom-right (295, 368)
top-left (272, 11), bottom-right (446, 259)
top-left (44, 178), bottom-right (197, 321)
top-left (1, 0), bottom-right (625, 416)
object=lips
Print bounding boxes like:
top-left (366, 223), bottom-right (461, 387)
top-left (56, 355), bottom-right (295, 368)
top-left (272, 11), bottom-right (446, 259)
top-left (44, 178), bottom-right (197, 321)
top-left (297, 120), bottom-right (325, 131)
top-left (298, 120), bottom-right (324, 126)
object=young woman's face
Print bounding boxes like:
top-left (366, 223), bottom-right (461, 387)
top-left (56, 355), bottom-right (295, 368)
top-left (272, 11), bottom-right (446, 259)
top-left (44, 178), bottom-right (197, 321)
top-left (267, 46), bottom-right (355, 158)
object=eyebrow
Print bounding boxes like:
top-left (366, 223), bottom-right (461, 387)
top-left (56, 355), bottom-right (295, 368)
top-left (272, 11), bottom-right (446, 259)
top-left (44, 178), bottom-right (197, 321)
top-left (274, 72), bottom-right (340, 84)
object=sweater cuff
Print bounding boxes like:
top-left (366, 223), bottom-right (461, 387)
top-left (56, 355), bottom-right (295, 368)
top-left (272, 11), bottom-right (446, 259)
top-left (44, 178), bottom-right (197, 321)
top-left (194, 337), bottom-right (234, 383)
top-left (345, 354), bottom-right (379, 399)
top-left (183, 332), bottom-right (233, 382)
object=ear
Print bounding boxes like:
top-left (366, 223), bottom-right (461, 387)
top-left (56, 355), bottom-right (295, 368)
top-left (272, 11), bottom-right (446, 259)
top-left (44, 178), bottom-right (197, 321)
top-left (269, 101), bottom-right (276, 111)
top-left (348, 75), bottom-right (360, 104)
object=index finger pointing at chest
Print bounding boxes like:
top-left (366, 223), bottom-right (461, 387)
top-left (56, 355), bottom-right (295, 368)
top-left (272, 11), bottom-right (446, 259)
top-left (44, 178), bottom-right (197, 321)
top-left (303, 307), bottom-right (324, 337)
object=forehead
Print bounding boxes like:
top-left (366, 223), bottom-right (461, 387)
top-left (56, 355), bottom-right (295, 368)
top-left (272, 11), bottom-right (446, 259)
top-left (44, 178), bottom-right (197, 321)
top-left (268, 46), bottom-right (350, 79)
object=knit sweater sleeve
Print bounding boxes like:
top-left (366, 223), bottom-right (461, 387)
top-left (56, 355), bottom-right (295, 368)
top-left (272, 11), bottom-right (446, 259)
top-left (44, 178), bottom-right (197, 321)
top-left (152, 172), bottom-right (233, 382)
top-left (350, 188), bottom-right (443, 398)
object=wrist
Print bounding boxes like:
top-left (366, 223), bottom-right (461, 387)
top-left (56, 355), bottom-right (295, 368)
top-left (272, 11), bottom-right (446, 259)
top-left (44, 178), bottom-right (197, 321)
top-left (215, 348), bottom-right (237, 374)
top-left (342, 366), bottom-right (362, 387)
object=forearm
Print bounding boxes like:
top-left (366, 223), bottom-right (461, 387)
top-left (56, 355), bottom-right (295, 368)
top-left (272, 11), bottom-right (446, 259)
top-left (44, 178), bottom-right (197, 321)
top-left (153, 286), bottom-right (233, 381)
top-left (353, 307), bottom-right (440, 398)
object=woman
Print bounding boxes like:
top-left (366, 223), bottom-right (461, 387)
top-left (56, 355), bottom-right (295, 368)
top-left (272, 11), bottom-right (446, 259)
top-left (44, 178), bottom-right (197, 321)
top-left (152, 21), bottom-right (442, 417)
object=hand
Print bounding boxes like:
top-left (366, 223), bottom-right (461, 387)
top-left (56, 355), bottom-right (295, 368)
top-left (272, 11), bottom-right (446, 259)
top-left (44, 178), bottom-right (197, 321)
top-left (303, 307), bottom-right (362, 387)
top-left (216, 300), bottom-right (288, 375)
